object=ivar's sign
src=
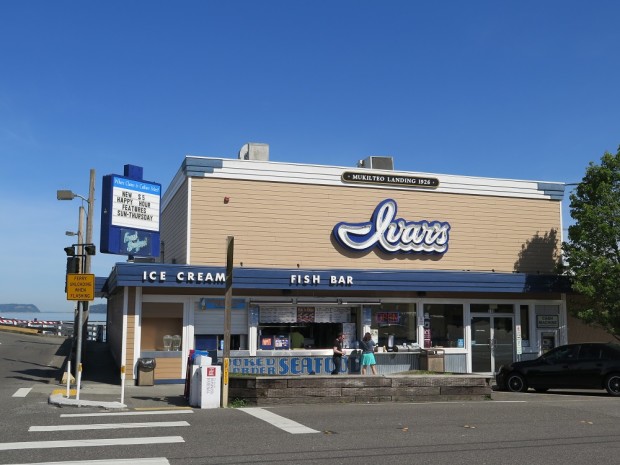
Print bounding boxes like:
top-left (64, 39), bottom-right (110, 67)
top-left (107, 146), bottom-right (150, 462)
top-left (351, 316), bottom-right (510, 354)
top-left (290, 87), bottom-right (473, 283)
top-left (333, 199), bottom-right (450, 254)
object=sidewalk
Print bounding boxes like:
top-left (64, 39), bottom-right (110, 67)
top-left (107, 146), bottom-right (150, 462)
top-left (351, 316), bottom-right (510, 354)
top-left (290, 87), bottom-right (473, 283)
top-left (50, 339), bottom-right (189, 410)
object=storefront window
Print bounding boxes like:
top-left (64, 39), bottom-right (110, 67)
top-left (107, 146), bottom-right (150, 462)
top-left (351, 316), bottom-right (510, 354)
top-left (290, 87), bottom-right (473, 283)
top-left (257, 306), bottom-right (355, 349)
top-left (371, 302), bottom-right (417, 349)
top-left (141, 302), bottom-right (183, 351)
top-left (423, 304), bottom-right (464, 348)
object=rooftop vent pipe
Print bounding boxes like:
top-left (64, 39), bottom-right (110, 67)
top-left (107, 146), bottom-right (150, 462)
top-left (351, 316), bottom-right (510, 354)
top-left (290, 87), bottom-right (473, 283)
top-left (239, 143), bottom-right (269, 161)
top-left (357, 156), bottom-right (394, 170)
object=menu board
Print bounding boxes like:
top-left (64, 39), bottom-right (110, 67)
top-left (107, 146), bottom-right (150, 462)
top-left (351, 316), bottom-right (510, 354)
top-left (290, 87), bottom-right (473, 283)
top-left (259, 307), bottom-right (297, 323)
top-left (274, 335), bottom-right (290, 350)
top-left (297, 307), bottom-right (315, 323)
top-left (259, 306), bottom-right (350, 323)
top-left (314, 307), bottom-right (350, 323)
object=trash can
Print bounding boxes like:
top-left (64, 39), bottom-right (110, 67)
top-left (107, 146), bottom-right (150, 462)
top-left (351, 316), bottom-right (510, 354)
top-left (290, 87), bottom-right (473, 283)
top-left (137, 358), bottom-right (156, 386)
top-left (348, 350), bottom-right (361, 374)
top-left (419, 349), bottom-right (445, 372)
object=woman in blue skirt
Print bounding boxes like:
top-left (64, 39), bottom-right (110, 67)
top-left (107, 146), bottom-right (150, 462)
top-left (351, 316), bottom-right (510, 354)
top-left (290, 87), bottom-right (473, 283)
top-left (359, 332), bottom-right (377, 375)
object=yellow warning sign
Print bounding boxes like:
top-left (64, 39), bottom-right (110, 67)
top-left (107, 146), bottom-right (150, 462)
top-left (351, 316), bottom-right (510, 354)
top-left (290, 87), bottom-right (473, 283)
top-left (66, 273), bottom-right (95, 301)
top-left (223, 358), bottom-right (229, 385)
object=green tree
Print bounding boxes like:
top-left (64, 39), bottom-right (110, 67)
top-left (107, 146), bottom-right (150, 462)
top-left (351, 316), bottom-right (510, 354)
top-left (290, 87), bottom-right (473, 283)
top-left (562, 146), bottom-right (620, 341)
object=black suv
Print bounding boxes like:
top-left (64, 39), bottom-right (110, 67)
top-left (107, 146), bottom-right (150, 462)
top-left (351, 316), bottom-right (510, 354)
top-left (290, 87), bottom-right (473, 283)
top-left (496, 342), bottom-right (620, 396)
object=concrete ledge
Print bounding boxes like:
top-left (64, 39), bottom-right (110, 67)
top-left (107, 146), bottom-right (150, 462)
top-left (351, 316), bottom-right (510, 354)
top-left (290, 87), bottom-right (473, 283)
top-left (229, 374), bottom-right (493, 405)
top-left (48, 393), bottom-right (127, 409)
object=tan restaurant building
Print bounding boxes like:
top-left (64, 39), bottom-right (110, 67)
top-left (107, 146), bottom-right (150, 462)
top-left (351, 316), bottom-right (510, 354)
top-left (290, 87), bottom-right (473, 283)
top-left (102, 146), bottom-right (571, 384)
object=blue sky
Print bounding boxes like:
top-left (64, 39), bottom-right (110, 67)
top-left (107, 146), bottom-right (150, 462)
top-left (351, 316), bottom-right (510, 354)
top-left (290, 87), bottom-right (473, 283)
top-left (1, 1), bottom-right (618, 313)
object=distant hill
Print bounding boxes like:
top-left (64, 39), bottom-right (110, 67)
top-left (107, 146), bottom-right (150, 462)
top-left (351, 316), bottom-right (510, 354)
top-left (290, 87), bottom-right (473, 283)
top-left (89, 303), bottom-right (106, 313)
top-left (0, 304), bottom-right (40, 313)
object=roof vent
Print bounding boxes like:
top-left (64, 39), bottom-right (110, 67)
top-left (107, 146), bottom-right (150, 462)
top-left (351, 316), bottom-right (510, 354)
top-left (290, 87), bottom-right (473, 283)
top-left (239, 143), bottom-right (269, 161)
top-left (357, 156), bottom-right (394, 170)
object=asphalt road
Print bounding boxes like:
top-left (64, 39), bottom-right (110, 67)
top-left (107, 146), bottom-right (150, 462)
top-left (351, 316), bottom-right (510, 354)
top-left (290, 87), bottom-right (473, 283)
top-left (1, 330), bottom-right (619, 465)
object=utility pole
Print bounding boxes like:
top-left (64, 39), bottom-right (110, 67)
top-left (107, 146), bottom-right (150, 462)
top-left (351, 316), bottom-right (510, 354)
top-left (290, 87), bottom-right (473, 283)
top-left (58, 169), bottom-right (96, 403)
top-left (222, 236), bottom-right (234, 407)
top-left (80, 169), bottom-right (95, 359)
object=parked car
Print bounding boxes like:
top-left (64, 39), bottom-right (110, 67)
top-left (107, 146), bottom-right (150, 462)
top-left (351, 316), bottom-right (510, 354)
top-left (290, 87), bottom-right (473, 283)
top-left (496, 342), bottom-right (620, 396)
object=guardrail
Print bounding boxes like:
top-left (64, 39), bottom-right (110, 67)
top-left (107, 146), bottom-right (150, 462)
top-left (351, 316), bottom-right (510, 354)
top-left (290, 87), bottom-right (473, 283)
top-left (0, 318), bottom-right (106, 341)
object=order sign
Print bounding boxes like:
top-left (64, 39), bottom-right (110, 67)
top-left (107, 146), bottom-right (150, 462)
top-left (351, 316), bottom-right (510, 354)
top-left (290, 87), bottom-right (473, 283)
top-left (66, 273), bottom-right (95, 301)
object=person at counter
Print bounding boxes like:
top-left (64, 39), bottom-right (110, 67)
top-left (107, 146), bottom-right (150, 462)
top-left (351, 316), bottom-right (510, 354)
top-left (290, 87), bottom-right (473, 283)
top-left (359, 332), bottom-right (377, 375)
top-left (331, 333), bottom-right (345, 375)
top-left (290, 330), bottom-right (304, 349)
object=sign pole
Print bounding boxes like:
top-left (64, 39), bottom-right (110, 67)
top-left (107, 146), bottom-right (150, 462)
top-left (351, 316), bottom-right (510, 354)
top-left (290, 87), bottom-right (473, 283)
top-left (120, 365), bottom-right (125, 405)
top-left (80, 170), bottom-right (95, 365)
top-left (222, 236), bottom-right (234, 407)
top-left (76, 201), bottom-right (85, 406)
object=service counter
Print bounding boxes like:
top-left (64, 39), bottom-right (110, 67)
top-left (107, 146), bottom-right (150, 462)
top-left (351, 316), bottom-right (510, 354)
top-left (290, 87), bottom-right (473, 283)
top-left (135, 348), bottom-right (455, 384)
top-left (225, 349), bottom-right (424, 376)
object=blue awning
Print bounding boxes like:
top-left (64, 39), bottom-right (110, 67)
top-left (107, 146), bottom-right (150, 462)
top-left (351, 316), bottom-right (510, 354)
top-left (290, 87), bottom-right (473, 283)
top-left (100, 263), bottom-right (570, 296)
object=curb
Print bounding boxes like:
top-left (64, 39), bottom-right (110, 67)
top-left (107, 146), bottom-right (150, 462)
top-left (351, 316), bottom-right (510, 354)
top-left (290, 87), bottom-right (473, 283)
top-left (48, 393), bottom-right (127, 410)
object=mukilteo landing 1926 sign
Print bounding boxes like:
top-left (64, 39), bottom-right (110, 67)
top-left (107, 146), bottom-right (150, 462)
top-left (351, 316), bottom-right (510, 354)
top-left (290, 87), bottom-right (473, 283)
top-left (341, 171), bottom-right (440, 188)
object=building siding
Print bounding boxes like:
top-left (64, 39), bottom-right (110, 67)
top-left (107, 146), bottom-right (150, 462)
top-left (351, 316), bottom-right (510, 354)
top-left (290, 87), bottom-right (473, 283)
top-left (160, 180), bottom-right (189, 264)
top-left (186, 178), bottom-right (561, 274)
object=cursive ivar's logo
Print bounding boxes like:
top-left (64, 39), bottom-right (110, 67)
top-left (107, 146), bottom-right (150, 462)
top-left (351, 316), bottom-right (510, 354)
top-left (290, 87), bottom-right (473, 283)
top-left (123, 230), bottom-right (149, 254)
top-left (333, 199), bottom-right (450, 254)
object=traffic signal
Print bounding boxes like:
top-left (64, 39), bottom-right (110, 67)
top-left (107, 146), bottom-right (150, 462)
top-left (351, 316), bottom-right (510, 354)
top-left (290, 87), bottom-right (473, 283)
top-left (66, 257), bottom-right (80, 274)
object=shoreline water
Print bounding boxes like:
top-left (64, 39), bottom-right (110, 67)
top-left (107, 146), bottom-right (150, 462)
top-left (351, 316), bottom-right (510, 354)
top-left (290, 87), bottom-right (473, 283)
top-left (0, 312), bottom-right (106, 322)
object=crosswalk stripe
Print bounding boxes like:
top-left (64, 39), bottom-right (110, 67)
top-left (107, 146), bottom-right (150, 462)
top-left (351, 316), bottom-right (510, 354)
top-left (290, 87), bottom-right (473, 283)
top-left (12, 387), bottom-right (32, 397)
top-left (239, 407), bottom-right (319, 434)
top-left (0, 436), bottom-right (184, 451)
top-left (30, 421), bottom-right (190, 432)
top-left (61, 410), bottom-right (193, 418)
top-left (5, 458), bottom-right (170, 465)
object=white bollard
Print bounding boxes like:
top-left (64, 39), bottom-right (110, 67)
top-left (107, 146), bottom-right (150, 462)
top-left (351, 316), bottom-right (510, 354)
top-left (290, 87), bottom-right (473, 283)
top-left (66, 361), bottom-right (71, 398)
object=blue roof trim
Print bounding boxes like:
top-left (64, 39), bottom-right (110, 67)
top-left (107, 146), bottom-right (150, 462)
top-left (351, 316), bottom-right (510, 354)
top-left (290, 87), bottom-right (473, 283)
top-left (536, 182), bottom-right (564, 201)
top-left (95, 276), bottom-right (108, 297)
top-left (101, 263), bottom-right (569, 295)
top-left (182, 158), bottom-right (223, 177)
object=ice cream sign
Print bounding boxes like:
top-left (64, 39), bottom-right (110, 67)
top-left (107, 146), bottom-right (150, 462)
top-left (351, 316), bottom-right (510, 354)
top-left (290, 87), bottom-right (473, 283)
top-left (332, 199), bottom-right (450, 254)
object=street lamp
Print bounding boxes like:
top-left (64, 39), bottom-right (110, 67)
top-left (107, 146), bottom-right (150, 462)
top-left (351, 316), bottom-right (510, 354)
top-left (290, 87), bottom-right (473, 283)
top-left (57, 190), bottom-right (88, 203)
top-left (57, 169), bottom-right (96, 403)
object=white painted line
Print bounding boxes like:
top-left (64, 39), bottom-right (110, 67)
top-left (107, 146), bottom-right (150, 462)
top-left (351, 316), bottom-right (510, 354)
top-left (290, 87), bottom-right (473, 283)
top-left (0, 436), bottom-right (184, 451)
top-left (30, 421), bottom-right (190, 432)
top-left (4, 458), bottom-right (170, 465)
top-left (12, 387), bottom-right (32, 397)
top-left (61, 410), bottom-right (193, 418)
top-left (239, 407), bottom-right (319, 434)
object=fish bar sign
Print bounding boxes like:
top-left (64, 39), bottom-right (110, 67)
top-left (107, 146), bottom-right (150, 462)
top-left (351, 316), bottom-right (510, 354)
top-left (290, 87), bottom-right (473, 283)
top-left (66, 273), bottom-right (95, 301)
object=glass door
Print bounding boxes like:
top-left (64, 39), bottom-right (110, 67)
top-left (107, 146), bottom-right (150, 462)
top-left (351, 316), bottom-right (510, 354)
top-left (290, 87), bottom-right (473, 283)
top-left (471, 315), bottom-right (514, 373)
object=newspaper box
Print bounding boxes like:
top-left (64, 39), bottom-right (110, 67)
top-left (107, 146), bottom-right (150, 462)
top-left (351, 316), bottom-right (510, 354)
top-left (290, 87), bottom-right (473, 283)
top-left (189, 356), bottom-right (221, 409)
